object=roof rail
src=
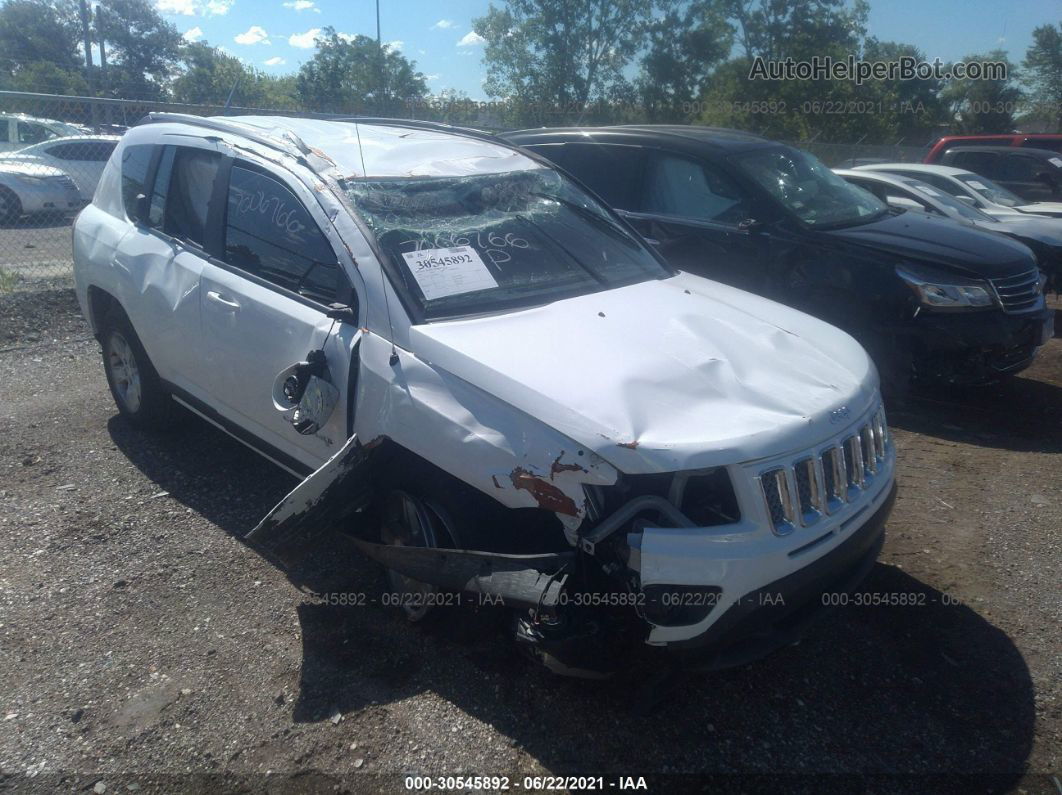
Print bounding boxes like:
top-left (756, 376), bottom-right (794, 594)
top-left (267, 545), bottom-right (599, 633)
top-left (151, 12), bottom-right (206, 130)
top-left (332, 116), bottom-right (508, 146)
top-left (139, 112), bottom-right (312, 160)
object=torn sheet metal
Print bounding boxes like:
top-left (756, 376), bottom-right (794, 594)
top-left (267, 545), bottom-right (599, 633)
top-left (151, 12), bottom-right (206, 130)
top-left (354, 331), bottom-right (618, 535)
top-left (352, 539), bottom-right (571, 613)
top-left (245, 433), bottom-right (371, 569)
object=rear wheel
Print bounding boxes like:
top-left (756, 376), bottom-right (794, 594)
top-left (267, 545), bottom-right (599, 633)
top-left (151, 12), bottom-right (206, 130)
top-left (100, 311), bottom-right (175, 429)
top-left (0, 187), bottom-right (21, 225)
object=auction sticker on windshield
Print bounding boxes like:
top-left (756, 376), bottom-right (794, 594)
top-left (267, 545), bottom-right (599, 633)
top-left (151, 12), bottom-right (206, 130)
top-left (401, 245), bottom-right (499, 300)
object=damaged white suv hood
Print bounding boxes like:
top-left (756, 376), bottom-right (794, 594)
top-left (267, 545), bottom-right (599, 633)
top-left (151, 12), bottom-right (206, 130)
top-left (410, 271), bottom-right (878, 474)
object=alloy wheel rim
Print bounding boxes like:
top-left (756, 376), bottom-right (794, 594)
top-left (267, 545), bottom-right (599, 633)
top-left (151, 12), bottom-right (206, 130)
top-left (107, 331), bottom-right (142, 413)
top-left (380, 490), bottom-right (439, 622)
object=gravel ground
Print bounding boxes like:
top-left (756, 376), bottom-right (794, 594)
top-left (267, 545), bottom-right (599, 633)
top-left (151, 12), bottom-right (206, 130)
top-left (0, 289), bottom-right (1059, 794)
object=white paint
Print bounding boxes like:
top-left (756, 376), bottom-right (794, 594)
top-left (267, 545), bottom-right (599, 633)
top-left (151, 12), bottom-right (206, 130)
top-left (74, 115), bottom-right (897, 647)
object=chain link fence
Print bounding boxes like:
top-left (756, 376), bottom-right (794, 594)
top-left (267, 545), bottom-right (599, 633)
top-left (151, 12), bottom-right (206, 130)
top-left (0, 89), bottom-right (933, 293)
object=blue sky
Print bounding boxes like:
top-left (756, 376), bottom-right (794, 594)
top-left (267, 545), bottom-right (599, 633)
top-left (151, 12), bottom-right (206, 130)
top-left (157, 0), bottom-right (1061, 99)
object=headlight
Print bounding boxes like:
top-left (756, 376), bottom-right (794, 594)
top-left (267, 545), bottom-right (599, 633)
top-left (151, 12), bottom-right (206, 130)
top-left (896, 264), bottom-right (995, 310)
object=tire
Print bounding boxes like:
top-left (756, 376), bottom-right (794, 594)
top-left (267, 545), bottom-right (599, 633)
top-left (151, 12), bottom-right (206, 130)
top-left (0, 187), bottom-right (22, 226)
top-left (374, 469), bottom-right (508, 636)
top-left (99, 309), bottom-right (175, 429)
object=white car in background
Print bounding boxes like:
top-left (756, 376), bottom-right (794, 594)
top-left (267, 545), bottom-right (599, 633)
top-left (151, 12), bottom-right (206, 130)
top-left (0, 135), bottom-right (120, 200)
top-left (854, 163), bottom-right (1062, 219)
top-left (0, 114), bottom-right (88, 153)
top-left (836, 168), bottom-right (1062, 289)
top-left (0, 161), bottom-right (82, 224)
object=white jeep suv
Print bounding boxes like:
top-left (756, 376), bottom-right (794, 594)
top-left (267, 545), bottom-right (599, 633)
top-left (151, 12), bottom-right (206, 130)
top-left (73, 114), bottom-right (896, 675)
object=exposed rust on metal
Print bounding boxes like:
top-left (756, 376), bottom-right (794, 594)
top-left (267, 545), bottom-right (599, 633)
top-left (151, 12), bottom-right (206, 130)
top-left (549, 452), bottom-right (587, 479)
top-left (509, 467), bottom-right (579, 516)
top-left (617, 440), bottom-right (640, 449)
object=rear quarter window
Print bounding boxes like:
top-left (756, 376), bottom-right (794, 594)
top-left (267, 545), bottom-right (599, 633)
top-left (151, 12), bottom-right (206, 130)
top-left (120, 144), bottom-right (155, 221)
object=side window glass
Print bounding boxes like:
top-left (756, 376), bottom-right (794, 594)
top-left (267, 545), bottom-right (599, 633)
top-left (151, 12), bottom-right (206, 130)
top-left (46, 143), bottom-right (74, 160)
top-left (1002, 156), bottom-right (1040, 181)
top-left (94, 142), bottom-right (117, 162)
top-left (148, 146), bottom-right (175, 228)
top-left (224, 164), bottom-right (342, 303)
top-left (645, 153), bottom-right (750, 223)
top-left (162, 147), bottom-right (221, 248)
top-left (120, 144), bottom-right (154, 221)
top-left (17, 122), bottom-right (53, 144)
top-left (539, 143), bottom-right (646, 210)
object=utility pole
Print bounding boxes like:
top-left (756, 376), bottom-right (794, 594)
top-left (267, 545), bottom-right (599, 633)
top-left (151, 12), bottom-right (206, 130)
top-left (78, 0), bottom-right (98, 126)
top-left (376, 0), bottom-right (383, 113)
top-left (96, 6), bottom-right (110, 125)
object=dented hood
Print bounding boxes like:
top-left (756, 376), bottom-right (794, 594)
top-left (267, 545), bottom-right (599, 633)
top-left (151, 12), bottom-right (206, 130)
top-left (408, 273), bottom-right (877, 474)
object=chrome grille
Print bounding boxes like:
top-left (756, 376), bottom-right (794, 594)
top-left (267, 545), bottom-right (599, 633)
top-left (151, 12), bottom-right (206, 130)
top-left (990, 270), bottom-right (1042, 314)
top-left (759, 401), bottom-right (891, 536)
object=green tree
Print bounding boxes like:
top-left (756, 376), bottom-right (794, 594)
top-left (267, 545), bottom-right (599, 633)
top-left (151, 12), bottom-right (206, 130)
top-left (697, 0), bottom-right (878, 141)
top-left (860, 38), bottom-right (948, 144)
top-left (172, 42), bottom-right (297, 109)
top-left (295, 27), bottom-right (428, 114)
top-left (1022, 22), bottom-right (1062, 131)
top-left (96, 0), bottom-right (183, 100)
top-left (0, 0), bottom-right (83, 88)
top-left (473, 0), bottom-right (655, 126)
top-left (637, 0), bottom-right (733, 122)
top-left (940, 50), bottom-right (1023, 134)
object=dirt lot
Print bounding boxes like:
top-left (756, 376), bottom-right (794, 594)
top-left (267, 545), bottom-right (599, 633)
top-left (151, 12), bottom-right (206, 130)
top-left (0, 288), bottom-right (1059, 793)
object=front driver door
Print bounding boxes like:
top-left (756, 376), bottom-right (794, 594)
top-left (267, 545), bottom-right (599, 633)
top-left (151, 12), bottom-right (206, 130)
top-left (619, 151), bottom-right (767, 293)
top-left (200, 158), bottom-right (359, 473)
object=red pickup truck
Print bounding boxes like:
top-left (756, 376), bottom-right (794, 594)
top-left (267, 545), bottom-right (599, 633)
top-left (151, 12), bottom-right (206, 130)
top-left (925, 134), bottom-right (1062, 163)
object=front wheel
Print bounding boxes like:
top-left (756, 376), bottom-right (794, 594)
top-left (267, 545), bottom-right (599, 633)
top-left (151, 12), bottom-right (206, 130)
top-left (0, 187), bottom-right (22, 225)
top-left (100, 312), bottom-right (175, 429)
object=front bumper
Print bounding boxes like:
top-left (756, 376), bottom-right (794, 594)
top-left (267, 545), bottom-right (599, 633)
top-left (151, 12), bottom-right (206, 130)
top-left (667, 480), bottom-right (895, 669)
top-left (11, 180), bottom-right (83, 214)
top-left (901, 305), bottom-right (1053, 382)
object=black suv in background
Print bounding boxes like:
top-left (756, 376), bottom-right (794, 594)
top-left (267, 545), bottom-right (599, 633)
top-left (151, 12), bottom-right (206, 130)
top-left (937, 146), bottom-right (1062, 202)
top-left (503, 126), bottom-right (1054, 386)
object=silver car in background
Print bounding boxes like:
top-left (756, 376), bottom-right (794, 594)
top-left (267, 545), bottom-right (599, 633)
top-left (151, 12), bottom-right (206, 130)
top-left (0, 161), bottom-right (82, 224)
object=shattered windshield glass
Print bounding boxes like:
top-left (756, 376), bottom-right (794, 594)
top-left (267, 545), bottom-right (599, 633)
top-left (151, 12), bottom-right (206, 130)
top-left (736, 147), bottom-right (887, 228)
top-left (343, 168), bottom-right (670, 319)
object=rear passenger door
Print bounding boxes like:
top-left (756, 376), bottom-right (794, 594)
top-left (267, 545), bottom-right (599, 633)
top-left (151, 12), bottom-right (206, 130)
top-left (112, 142), bottom-right (220, 400)
top-left (199, 159), bottom-right (355, 471)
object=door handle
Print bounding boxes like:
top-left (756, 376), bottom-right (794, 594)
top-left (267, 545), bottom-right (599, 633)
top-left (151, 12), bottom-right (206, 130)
top-left (206, 290), bottom-right (240, 311)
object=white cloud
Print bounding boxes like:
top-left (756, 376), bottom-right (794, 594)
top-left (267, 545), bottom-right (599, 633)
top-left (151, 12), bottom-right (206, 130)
top-left (157, 0), bottom-right (197, 15)
top-left (182, 25), bottom-right (204, 41)
top-left (234, 25), bottom-right (270, 45)
top-left (457, 31), bottom-right (485, 47)
top-left (282, 0), bottom-right (319, 11)
top-left (289, 27), bottom-right (321, 48)
top-left (425, 73), bottom-right (440, 81)
top-left (336, 31), bottom-right (357, 42)
top-left (432, 19), bottom-right (454, 29)
top-left (384, 39), bottom-right (403, 51)
top-left (264, 56), bottom-right (286, 65)
top-left (157, 0), bottom-right (230, 15)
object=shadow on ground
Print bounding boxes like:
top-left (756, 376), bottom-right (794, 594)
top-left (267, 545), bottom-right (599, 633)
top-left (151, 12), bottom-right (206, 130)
top-left (108, 410), bottom-right (1038, 787)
